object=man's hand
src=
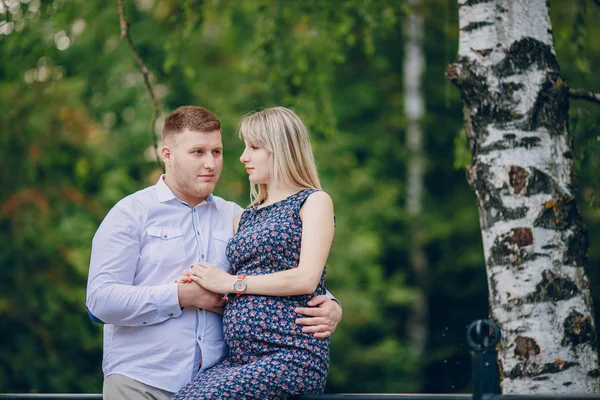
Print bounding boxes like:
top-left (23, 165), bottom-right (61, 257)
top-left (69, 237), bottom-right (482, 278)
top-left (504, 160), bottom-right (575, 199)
top-left (294, 295), bottom-right (342, 339)
top-left (204, 296), bottom-right (228, 316)
top-left (177, 281), bottom-right (224, 309)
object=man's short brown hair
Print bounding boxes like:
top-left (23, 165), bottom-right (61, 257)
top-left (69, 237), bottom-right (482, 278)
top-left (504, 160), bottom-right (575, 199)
top-left (162, 106), bottom-right (221, 142)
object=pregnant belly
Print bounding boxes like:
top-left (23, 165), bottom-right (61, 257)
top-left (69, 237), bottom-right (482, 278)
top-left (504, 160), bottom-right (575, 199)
top-left (223, 295), bottom-right (305, 347)
top-left (223, 294), bottom-right (330, 366)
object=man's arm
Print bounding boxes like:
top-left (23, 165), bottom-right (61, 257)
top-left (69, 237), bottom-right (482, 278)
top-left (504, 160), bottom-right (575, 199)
top-left (86, 204), bottom-right (223, 326)
top-left (86, 204), bottom-right (183, 326)
top-left (295, 294), bottom-right (342, 339)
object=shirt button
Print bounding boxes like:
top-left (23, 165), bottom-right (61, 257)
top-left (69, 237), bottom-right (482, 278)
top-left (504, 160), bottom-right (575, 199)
top-left (197, 231), bottom-right (200, 235)
top-left (163, 234), bottom-right (167, 238)
top-left (198, 335), bottom-right (202, 341)
top-left (201, 254), bottom-right (205, 259)
top-left (143, 322), bottom-right (147, 325)
top-left (169, 313), bottom-right (173, 317)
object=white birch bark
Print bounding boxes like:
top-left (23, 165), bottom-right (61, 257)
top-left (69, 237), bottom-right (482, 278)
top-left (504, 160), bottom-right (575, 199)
top-left (404, 0), bottom-right (428, 360)
top-left (447, 0), bottom-right (600, 393)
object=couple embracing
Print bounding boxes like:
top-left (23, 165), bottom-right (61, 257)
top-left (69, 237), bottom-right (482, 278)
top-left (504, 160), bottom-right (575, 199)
top-left (86, 105), bottom-right (341, 399)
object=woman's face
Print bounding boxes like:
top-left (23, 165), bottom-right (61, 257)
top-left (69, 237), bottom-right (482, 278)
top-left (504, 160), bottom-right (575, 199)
top-left (239, 141), bottom-right (272, 185)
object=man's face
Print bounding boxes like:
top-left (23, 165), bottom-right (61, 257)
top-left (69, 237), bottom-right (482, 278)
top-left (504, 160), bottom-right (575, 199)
top-left (162, 129), bottom-right (223, 207)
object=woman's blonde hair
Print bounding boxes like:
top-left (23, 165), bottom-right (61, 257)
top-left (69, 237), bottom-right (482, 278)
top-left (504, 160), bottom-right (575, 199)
top-left (238, 106), bottom-right (322, 207)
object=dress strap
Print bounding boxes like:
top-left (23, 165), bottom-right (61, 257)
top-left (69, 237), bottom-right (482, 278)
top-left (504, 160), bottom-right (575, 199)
top-left (290, 188), bottom-right (319, 211)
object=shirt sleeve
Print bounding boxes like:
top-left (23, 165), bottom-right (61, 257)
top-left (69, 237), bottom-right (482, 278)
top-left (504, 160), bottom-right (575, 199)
top-left (234, 203), bottom-right (244, 214)
top-left (86, 203), bottom-right (182, 326)
top-left (325, 289), bottom-right (341, 308)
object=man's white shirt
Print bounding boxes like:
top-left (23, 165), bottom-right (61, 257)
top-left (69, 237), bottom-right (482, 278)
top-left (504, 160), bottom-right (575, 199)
top-left (86, 176), bottom-right (243, 393)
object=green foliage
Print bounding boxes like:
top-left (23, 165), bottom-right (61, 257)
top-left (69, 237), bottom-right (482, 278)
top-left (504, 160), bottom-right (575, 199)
top-left (453, 128), bottom-right (470, 170)
top-left (0, 63), bottom-right (106, 392)
top-left (1, 0), bottom-right (599, 395)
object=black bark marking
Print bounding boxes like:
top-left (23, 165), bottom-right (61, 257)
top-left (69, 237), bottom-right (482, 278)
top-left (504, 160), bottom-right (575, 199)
top-left (520, 136), bottom-right (542, 148)
top-left (447, 62), bottom-right (514, 155)
top-left (563, 150), bottom-right (573, 159)
top-left (462, 21), bottom-right (494, 32)
top-left (563, 199), bottom-right (589, 266)
top-left (506, 358), bottom-right (579, 379)
top-left (514, 336), bottom-right (540, 360)
top-left (490, 38), bottom-right (568, 136)
top-left (495, 3), bottom-right (508, 13)
top-left (494, 38), bottom-right (559, 77)
top-left (588, 369), bottom-right (600, 377)
top-left (509, 166), bottom-right (529, 195)
top-left (562, 311), bottom-right (596, 347)
top-left (527, 270), bottom-right (578, 302)
top-left (479, 135), bottom-right (542, 154)
top-left (565, 230), bottom-right (588, 267)
top-left (460, 0), bottom-right (494, 7)
top-left (505, 363), bottom-right (523, 379)
top-left (468, 164), bottom-right (529, 230)
top-left (503, 82), bottom-right (525, 91)
top-left (534, 196), bottom-right (579, 231)
top-left (538, 360), bottom-right (579, 374)
top-left (524, 168), bottom-right (556, 196)
top-left (532, 376), bottom-right (549, 381)
top-left (489, 228), bottom-right (542, 267)
top-left (472, 48), bottom-right (493, 57)
top-left (522, 73), bottom-right (569, 137)
top-left (533, 194), bottom-right (588, 262)
top-left (489, 274), bottom-right (500, 306)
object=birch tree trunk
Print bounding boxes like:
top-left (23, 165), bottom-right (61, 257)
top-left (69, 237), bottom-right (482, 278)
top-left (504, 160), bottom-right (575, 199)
top-left (447, 0), bottom-right (600, 393)
top-left (404, 0), bottom-right (429, 361)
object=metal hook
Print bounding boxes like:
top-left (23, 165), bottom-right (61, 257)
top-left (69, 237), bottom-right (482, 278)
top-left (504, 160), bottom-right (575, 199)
top-left (466, 319), bottom-right (501, 351)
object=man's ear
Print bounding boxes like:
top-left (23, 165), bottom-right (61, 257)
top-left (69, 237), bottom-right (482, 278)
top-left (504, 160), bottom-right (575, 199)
top-left (160, 145), bottom-right (171, 163)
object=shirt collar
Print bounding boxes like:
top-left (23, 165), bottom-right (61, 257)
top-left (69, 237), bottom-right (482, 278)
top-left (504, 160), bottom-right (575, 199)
top-left (206, 193), bottom-right (222, 211)
top-left (155, 175), bottom-right (221, 211)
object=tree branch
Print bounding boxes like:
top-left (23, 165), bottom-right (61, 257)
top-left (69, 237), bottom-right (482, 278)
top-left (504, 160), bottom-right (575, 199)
top-left (117, 0), bottom-right (162, 169)
top-left (569, 88), bottom-right (600, 104)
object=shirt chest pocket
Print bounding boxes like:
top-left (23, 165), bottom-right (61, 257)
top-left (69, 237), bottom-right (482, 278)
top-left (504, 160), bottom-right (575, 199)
top-left (147, 226), bottom-right (186, 267)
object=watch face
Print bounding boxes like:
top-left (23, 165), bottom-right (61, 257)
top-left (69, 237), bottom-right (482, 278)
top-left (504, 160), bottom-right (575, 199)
top-left (234, 279), bottom-right (247, 292)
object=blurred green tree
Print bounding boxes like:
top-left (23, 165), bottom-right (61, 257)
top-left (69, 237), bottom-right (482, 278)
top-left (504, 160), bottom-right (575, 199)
top-left (0, 0), bottom-right (598, 394)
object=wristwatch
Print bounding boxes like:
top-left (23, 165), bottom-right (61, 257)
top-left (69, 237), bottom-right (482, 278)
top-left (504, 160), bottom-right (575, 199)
top-left (233, 274), bottom-right (247, 296)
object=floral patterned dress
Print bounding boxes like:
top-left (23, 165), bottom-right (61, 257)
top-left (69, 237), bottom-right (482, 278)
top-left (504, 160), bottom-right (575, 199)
top-left (173, 189), bottom-right (329, 400)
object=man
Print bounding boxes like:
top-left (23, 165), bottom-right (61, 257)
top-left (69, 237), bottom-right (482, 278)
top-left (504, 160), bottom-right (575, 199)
top-left (86, 106), bottom-right (342, 400)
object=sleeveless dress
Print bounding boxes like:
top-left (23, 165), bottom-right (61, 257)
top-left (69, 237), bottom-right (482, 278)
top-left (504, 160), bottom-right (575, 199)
top-left (173, 189), bottom-right (329, 400)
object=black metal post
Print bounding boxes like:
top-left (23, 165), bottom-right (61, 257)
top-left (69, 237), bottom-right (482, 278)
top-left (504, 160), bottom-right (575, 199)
top-left (468, 319), bottom-right (501, 400)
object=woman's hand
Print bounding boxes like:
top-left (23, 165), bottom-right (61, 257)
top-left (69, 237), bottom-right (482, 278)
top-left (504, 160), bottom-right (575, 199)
top-left (175, 270), bottom-right (194, 284)
top-left (188, 262), bottom-right (236, 295)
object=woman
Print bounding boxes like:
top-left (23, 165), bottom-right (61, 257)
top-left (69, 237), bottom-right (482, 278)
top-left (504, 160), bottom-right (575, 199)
top-left (173, 106), bottom-right (335, 399)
